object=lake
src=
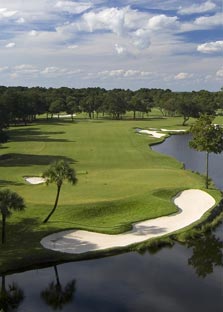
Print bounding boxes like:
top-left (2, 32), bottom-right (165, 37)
top-left (1, 134), bottom-right (222, 312)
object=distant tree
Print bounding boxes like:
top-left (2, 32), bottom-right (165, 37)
top-left (128, 94), bottom-right (142, 119)
top-left (49, 99), bottom-right (64, 119)
top-left (66, 96), bottom-right (81, 121)
top-left (189, 115), bottom-right (223, 188)
top-left (80, 94), bottom-right (96, 119)
top-left (42, 160), bottom-right (77, 223)
top-left (0, 189), bottom-right (25, 244)
top-left (176, 92), bottom-right (200, 126)
top-left (104, 90), bottom-right (127, 119)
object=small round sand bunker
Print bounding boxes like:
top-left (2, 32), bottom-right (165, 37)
top-left (24, 177), bottom-right (46, 184)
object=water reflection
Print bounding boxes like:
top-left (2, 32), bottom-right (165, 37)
top-left (187, 230), bottom-right (223, 278)
top-left (0, 225), bottom-right (221, 312)
top-left (41, 266), bottom-right (76, 310)
top-left (0, 275), bottom-right (24, 312)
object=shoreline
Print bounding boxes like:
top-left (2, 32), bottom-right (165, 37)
top-left (40, 189), bottom-right (216, 254)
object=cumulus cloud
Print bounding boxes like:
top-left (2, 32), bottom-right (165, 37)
top-left (67, 44), bottom-right (78, 49)
top-left (178, 1), bottom-right (216, 15)
top-left (197, 41), bottom-right (223, 53)
top-left (0, 7), bottom-right (17, 18)
top-left (16, 17), bottom-right (26, 23)
top-left (29, 30), bottom-right (38, 36)
top-left (41, 66), bottom-right (64, 74)
top-left (14, 64), bottom-right (40, 74)
top-left (97, 69), bottom-right (152, 78)
top-left (216, 67), bottom-right (223, 78)
top-left (82, 7), bottom-right (126, 35)
top-left (57, 8), bottom-right (179, 52)
top-left (5, 42), bottom-right (16, 48)
top-left (115, 44), bottom-right (126, 54)
top-left (56, 6), bottom-right (153, 50)
top-left (55, 1), bottom-right (92, 14)
top-left (174, 72), bottom-right (193, 80)
top-left (0, 66), bottom-right (8, 72)
top-left (132, 28), bottom-right (150, 49)
top-left (147, 14), bottom-right (179, 31)
top-left (41, 66), bottom-right (81, 75)
top-left (194, 12), bottom-right (223, 27)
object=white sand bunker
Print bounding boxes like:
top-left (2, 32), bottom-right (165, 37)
top-left (136, 128), bottom-right (166, 138)
top-left (24, 177), bottom-right (46, 184)
top-left (136, 128), bottom-right (186, 138)
top-left (161, 129), bottom-right (186, 132)
top-left (40, 189), bottom-right (215, 255)
top-left (53, 114), bottom-right (76, 118)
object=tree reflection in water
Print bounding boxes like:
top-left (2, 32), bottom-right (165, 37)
top-left (0, 275), bottom-right (24, 312)
top-left (187, 230), bottom-right (223, 278)
top-left (41, 265), bottom-right (76, 310)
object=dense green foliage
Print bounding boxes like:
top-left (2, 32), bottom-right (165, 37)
top-left (0, 86), bottom-right (222, 143)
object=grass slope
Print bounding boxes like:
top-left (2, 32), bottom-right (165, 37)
top-left (0, 116), bottom-right (221, 273)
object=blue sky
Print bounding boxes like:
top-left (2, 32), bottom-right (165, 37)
top-left (0, 0), bottom-right (222, 91)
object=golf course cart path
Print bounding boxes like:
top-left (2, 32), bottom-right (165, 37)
top-left (40, 189), bottom-right (215, 254)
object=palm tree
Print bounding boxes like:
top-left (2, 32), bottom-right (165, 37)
top-left (42, 160), bottom-right (77, 223)
top-left (0, 189), bottom-right (25, 244)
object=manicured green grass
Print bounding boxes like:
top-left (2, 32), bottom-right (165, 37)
top-left (0, 116), bottom-right (221, 273)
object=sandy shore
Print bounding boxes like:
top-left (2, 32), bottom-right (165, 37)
top-left (40, 189), bottom-right (215, 254)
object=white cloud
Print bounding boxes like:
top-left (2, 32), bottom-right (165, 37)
top-left (29, 30), bottom-right (38, 36)
top-left (14, 64), bottom-right (40, 74)
top-left (5, 42), bottom-right (16, 48)
top-left (82, 7), bottom-right (126, 35)
top-left (178, 1), bottom-right (216, 15)
top-left (16, 17), bottom-right (26, 23)
top-left (67, 44), bottom-right (79, 49)
top-left (216, 67), bottom-right (223, 78)
top-left (0, 66), bottom-right (8, 72)
top-left (124, 70), bottom-right (141, 77)
top-left (147, 14), bottom-right (179, 31)
top-left (115, 44), bottom-right (126, 54)
top-left (97, 69), bottom-right (152, 79)
top-left (0, 1), bottom-right (222, 91)
top-left (132, 28), bottom-right (150, 49)
top-left (197, 41), bottom-right (223, 53)
top-left (55, 1), bottom-right (92, 14)
top-left (41, 66), bottom-right (81, 76)
top-left (194, 12), bottom-right (223, 27)
top-left (174, 72), bottom-right (193, 80)
top-left (57, 9), bottom-right (179, 52)
top-left (0, 8), bottom-right (17, 18)
top-left (41, 66), bottom-right (63, 74)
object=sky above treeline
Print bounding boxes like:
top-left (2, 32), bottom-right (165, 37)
top-left (0, 0), bottom-right (222, 91)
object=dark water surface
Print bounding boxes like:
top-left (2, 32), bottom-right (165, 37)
top-left (1, 135), bottom-right (222, 312)
top-left (152, 133), bottom-right (223, 190)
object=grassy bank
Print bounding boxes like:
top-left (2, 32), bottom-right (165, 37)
top-left (0, 116), bottom-right (221, 273)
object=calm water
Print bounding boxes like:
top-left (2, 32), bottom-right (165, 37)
top-left (1, 135), bottom-right (222, 312)
top-left (152, 133), bottom-right (223, 190)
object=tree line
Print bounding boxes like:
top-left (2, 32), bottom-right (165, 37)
top-left (0, 85), bottom-right (222, 142)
